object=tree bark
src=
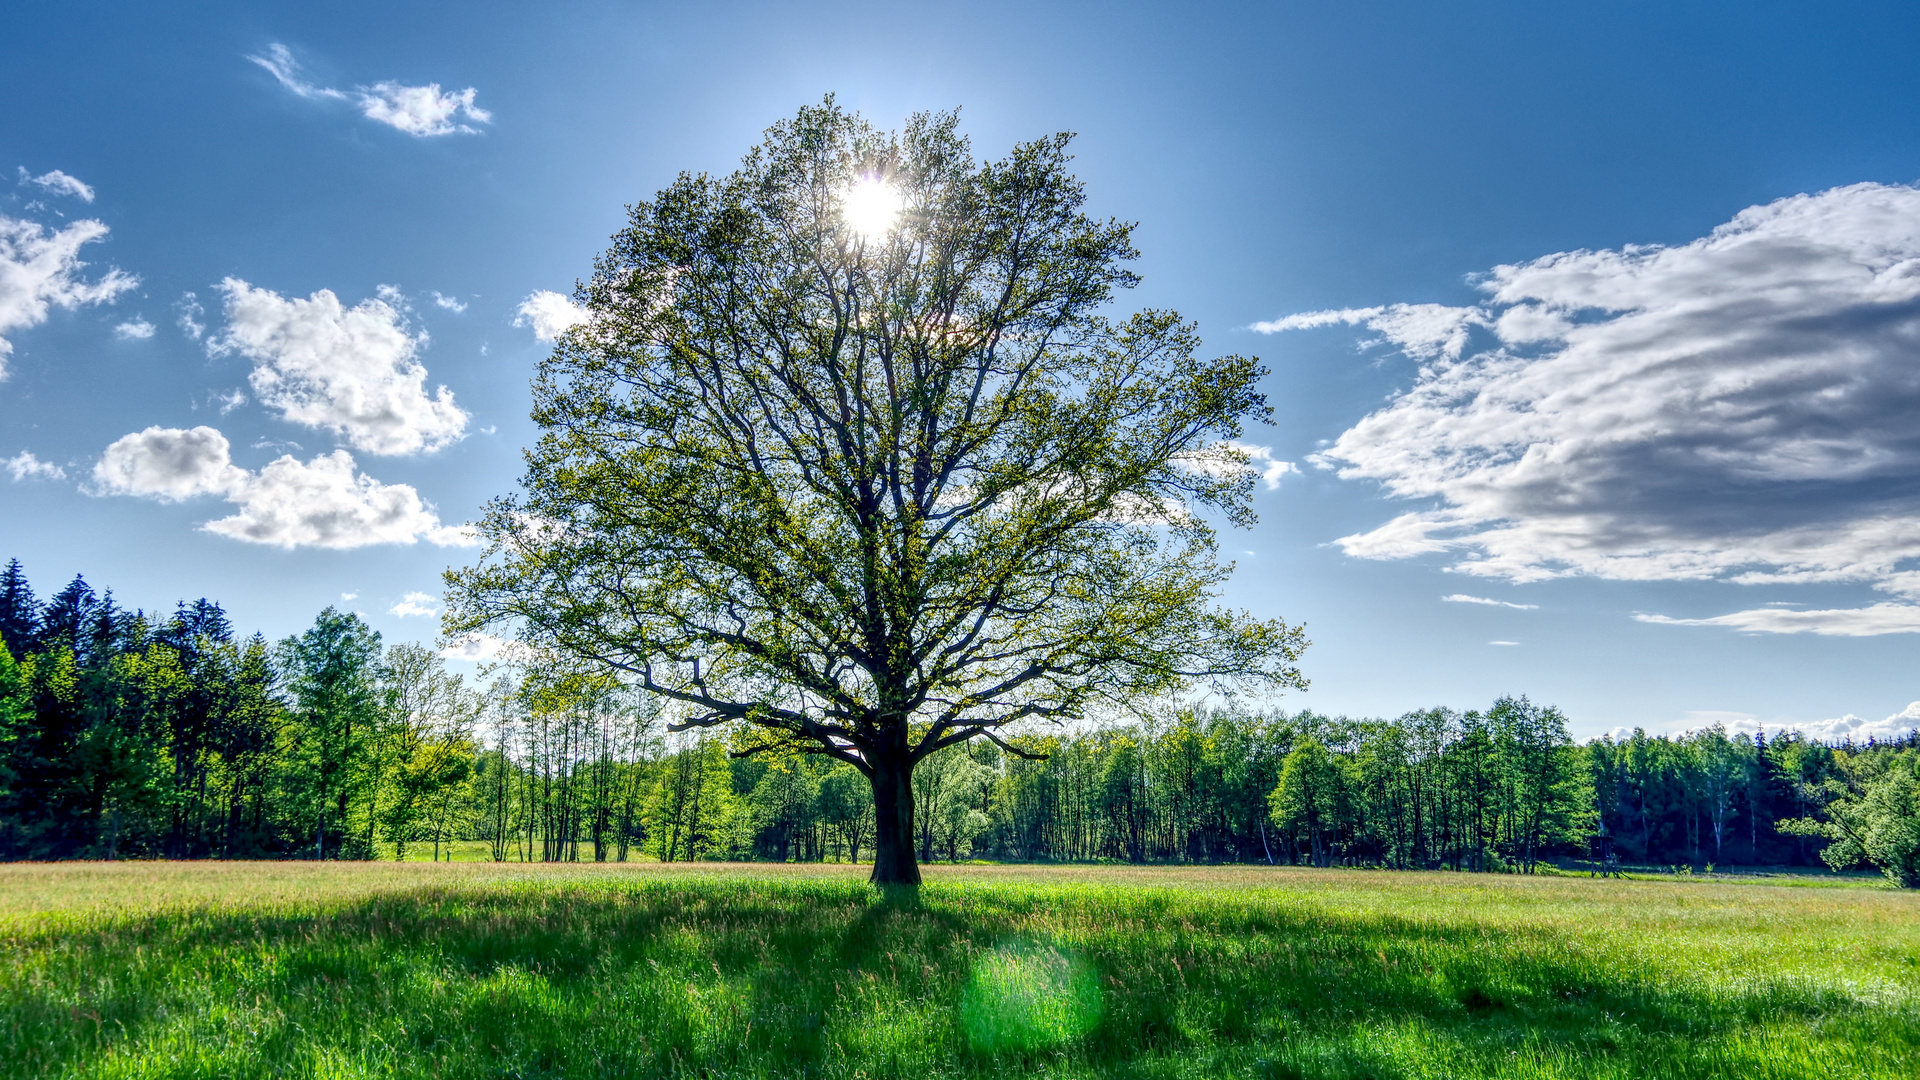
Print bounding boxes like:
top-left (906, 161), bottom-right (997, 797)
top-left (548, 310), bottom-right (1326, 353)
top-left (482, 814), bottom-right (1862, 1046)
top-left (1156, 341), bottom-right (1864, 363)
top-left (868, 750), bottom-right (921, 886)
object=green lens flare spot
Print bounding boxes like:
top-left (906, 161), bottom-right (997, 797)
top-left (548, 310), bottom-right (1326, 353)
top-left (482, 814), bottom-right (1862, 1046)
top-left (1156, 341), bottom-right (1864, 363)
top-left (959, 943), bottom-right (1104, 1054)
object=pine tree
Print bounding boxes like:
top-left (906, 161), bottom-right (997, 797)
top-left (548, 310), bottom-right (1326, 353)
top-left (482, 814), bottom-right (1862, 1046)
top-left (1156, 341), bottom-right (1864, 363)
top-left (0, 560), bottom-right (37, 660)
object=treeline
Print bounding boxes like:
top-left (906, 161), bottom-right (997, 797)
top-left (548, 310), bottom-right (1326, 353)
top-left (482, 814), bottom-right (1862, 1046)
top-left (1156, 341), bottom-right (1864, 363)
top-left (2, 561), bottom-right (1915, 873)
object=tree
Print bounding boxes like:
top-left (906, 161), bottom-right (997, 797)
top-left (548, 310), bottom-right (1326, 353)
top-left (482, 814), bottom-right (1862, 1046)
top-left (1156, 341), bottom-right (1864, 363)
top-left (1489, 696), bottom-right (1588, 872)
top-left (277, 609), bottom-right (382, 859)
top-left (1781, 747), bottom-right (1920, 888)
top-left (445, 100), bottom-right (1307, 884)
top-left (1269, 736), bottom-right (1349, 867)
top-left (0, 560), bottom-right (37, 660)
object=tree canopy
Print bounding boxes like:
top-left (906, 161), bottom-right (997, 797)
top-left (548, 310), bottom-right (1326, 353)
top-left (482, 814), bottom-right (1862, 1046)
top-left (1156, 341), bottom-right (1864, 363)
top-left (445, 99), bottom-right (1308, 883)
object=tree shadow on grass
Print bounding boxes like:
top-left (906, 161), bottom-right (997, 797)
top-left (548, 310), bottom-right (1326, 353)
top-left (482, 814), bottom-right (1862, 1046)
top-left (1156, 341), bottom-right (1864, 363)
top-left (1, 877), bottom-right (1913, 1079)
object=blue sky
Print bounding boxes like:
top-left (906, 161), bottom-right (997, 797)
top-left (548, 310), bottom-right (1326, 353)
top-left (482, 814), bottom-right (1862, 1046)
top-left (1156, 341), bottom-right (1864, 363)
top-left (4, 1), bottom-right (1919, 739)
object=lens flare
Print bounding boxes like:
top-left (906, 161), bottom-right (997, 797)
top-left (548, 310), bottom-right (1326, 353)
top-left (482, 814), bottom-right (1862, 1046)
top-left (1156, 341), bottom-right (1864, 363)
top-left (958, 943), bottom-right (1103, 1053)
top-left (842, 175), bottom-right (902, 238)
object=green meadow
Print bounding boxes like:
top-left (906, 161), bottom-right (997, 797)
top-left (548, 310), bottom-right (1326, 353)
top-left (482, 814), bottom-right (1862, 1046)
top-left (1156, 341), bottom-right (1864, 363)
top-left (2, 863), bottom-right (1915, 1079)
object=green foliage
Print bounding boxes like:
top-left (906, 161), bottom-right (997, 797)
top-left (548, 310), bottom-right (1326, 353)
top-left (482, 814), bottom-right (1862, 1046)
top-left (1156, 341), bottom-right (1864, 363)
top-left (1269, 737), bottom-right (1350, 867)
top-left (646, 738), bottom-right (743, 861)
top-left (445, 98), bottom-right (1306, 883)
top-left (1782, 748), bottom-right (1920, 888)
top-left (276, 608), bottom-right (383, 860)
top-left (1, 558), bottom-right (1917, 878)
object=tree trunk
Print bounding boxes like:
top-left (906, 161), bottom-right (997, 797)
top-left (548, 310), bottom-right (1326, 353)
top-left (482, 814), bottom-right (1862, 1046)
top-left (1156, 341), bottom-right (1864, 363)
top-left (869, 752), bottom-right (921, 886)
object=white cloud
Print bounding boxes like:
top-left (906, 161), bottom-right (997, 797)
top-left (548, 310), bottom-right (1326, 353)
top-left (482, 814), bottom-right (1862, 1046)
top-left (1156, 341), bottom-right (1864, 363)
top-left (1705, 707), bottom-right (1919, 743)
top-left (248, 44), bottom-right (488, 137)
top-left (1273, 183), bottom-right (1920, 632)
top-left (341, 592), bottom-right (358, 601)
top-left (514, 290), bottom-right (587, 341)
top-left (91, 425), bottom-right (476, 549)
top-left (206, 451), bottom-right (475, 549)
top-left (1489, 640), bottom-right (1519, 646)
top-left (214, 388), bottom-right (247, 414)
top-left (19, 169), bottom-right (95, 203)
top-left (439, 631), bottom-right (530, 663)
top-left (1635, 602), bottom-right (1920, 637)
top-left (176, 292), bottom-right (205, 340)
top-left (356, 82), bottom-right (490, 136)
top-left (0, 213), bottom-right (137, 375)
top-left (1172, 440), bottom-right (1296, 491)
top-left (1251, 303), bottom-right (1485, 360)
top-left (430, 291), bottom-right (466, 312)
top-left (1443, 594), bottom-right (1538, 610)
top-left (213, 278), bottom-right (467, 455)
top-left (390, 591), bottom-right (440, 618)
top-left (114, 318), bottom-right (154, 340)
top-left (5, 451), bottom-right (65, 482)
top-left (246, 44), bottom-right (347, 101)
top-left (92, 426), bottom-right (247, 500)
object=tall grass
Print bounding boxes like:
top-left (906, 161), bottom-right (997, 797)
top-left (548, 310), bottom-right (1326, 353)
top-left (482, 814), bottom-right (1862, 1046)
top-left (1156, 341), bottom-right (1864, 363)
top-left (2, 863), bottom-right (1915, 1078)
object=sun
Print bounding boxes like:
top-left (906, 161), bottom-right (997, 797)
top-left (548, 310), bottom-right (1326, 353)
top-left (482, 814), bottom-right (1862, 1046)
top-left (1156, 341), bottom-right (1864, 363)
top-left (842, 174), bottom-right (902, 238)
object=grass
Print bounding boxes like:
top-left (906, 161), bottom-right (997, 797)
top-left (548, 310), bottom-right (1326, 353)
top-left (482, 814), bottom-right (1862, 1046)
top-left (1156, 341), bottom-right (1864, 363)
top-left (1, 862), bottom-right (1915, 1078)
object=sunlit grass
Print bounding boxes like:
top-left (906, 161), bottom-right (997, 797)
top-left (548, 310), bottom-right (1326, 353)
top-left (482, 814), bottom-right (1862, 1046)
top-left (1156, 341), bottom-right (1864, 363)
top-left (1, 862), bottom-right (1915, 1078)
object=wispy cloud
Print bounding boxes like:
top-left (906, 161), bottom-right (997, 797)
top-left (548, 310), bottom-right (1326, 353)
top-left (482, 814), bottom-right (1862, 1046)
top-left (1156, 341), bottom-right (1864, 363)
top-left (17, 168), bottom-right (95, 203)
top-left (390, 592), bottom-right (440, 618)
top-left (0, 213), bottom-right (138, 376)
top-left (174, 292), bottom-right (205, 340)
top-left (1443, 594), bottom-right (1538, 610)
top-left (113, 318), bottom-right (155, 340)
top-left (430, 291), bottom-right (467, 313)
top-left (1635, 603), bottom-right (1920, 637)
top-left (247, 43), bottom-right (347, 101)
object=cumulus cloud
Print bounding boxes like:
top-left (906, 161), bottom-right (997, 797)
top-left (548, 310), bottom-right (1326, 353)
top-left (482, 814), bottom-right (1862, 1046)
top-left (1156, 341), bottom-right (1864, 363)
top-left (114, 318), bottom-right (154, 340)
top-left (514, 290), bottom-right (587, 341)
top-left (248, 44), bottom-right (489, 137)
top-left (0, 213), bottom-right (137, 374)
top-left (91, 425), bottom-right (475, 549)
top-left (206, 451), bottom-right (474, 549)
top-left (18, 168), bottom-right (95, 203)
top-left (1267, 183), bottom-right (1920, 632)
top-left (5, 451), bottom-right (65, 482)
top-left (1689, 705), bottom-right (1920, 743)
top-left (390, 592), bottom-right (440, 618)
top-left (212, 278), bottom-right (467, 455)
top-left (1443, 594), bottom-right (1538, 609)
top-left (92, 426), bottom-right (247, 500)
top-left (430, 291), bottom-right (466, 313)
top-left (356, 82), bottom-right (490, 136)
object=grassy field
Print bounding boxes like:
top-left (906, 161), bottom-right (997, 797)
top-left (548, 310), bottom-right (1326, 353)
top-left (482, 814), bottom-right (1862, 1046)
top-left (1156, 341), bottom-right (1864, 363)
top-left (1, 862), bottom-right (1915, 1079)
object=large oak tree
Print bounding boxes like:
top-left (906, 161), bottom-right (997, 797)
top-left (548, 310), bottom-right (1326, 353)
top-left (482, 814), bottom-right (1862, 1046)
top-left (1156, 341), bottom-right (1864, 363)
top-left (445, 101), bottom-right (1307, 884)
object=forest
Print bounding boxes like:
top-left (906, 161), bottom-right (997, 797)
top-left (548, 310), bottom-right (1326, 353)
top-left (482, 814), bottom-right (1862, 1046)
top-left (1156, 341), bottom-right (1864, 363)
top-left (1, 559), bottom-right (1913, 875)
